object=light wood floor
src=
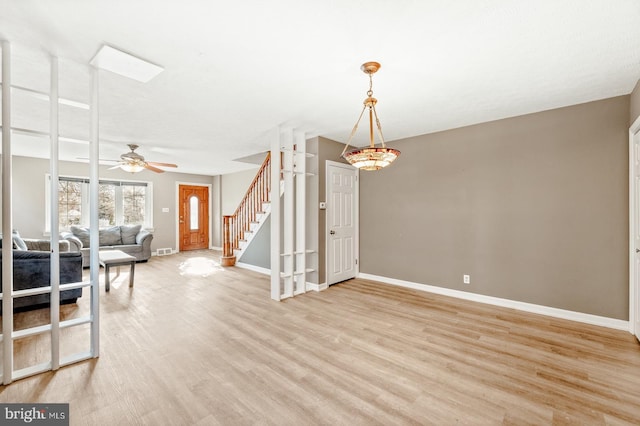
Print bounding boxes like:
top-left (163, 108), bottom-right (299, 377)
top-left (1, 250), bottom-right (639, 425)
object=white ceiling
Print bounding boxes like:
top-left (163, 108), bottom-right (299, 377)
top-left (0, 0), bottom-right (639, 175)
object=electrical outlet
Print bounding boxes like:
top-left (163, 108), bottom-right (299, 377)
top-left (463, 275), bottom-right (470, 284)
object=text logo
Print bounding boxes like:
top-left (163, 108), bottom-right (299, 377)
top-left (0, 404), bottom-right (68, 425)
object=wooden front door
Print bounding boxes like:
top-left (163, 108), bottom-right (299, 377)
top-left (179, 185), bottom-right (209, 251)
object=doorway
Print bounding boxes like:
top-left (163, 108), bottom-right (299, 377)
top-left (179, 184), bottom-right (210, 251)
top-left (326, 161), bottom-right (359, 285)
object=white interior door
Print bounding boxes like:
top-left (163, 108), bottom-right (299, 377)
top-left (327, 162), bottom-right (358, 285)
top-left (632, 126), bottom-right (640, 342)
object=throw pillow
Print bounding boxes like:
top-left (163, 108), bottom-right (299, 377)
top-left (120, 224), bottom-right (141, 245)
top-left (0, 231), bottom-right (28, 250)
top-left (99, 226), bottom-right (122, 246)
top-left (12, 232), bottom-right (28, 251)
top-left (70, 225), bottom-right (90, 248)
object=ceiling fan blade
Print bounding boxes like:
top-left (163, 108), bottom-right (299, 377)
top-left (108, 164), bottom-right (123, 170)
top-left (144, 164), bottom-right (165, 173)
top-left (146, 161), bottom-right (177, 168)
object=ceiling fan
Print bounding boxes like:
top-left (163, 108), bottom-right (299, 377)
top-left (109, 144), bottom-right (178, 173)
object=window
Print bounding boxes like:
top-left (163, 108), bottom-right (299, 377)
top-left (47, 176), bottom-right (153, 231)
top-left (189, 195), bottom-right (199, 230)
top-left (123, 185), bottom-right (146, 225)
top-left (58, 179), bottom-right (82, 229)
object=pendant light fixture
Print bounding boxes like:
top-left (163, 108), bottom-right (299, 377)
top-left (340, 61), bottom-right (400, 170)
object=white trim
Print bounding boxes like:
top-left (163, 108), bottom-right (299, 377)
top-left (358, 272), bottom-right (629, 331)
top-left (236, 262), bottom-right (270, 275)
top-left (235, 262), bottom-right (326, 293)
top-left (211, 246), bottom-right (222, 251)
top-left (174, 181), bottom-right (213, 253)
top-left (46, 174), bottom-right (154, 232)
top-left (629, 115), bottom-right (640, 337)
top-left (306, 282), bottom-right (328, 292)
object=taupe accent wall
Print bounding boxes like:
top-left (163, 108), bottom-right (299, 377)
top-left (360, 96), bottom-right (630, 319)
top-left (631, 79), bottom-right (640, 125)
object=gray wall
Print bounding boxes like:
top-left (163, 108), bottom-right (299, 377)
top-left (221, 167), bottom-right (259, 216)
top-left (360, 96), bottom-right (630, 320)
top-left (631, 79), bottom-right (640, 125)
top-left (10, 156), bottom-right (214, 252)
top-left (240, 215), bottom-right (270, 269)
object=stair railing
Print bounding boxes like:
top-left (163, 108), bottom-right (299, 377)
top-left (221, 152), bottom-right (271, 266)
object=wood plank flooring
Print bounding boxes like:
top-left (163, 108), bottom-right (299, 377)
top-left (0, 249), bottom-right (639, 425)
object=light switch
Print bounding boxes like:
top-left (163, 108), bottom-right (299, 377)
top-left (162, 207), bottom-right (169, 213)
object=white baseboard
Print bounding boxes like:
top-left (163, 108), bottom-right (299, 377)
top-left (306, 282), bottom-right (328, 292)
top-left (357, 272), bottom-right (629, 332)
top-left (234, 263), bottom-right (327, 293)
top-left (210, 246), bottom-right (222, 251)
top-left (235, 262), bottom-right (270, 275)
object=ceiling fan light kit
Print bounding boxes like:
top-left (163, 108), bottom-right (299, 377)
top-left (341, 61), bottom-right (400, 171)
top-left (111, 144), bottom-right (178, 173)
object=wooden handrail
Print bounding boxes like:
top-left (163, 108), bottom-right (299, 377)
top-left (221, 152), bottom-right (272, 266)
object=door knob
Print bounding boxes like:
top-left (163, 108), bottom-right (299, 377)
top-left (636, 248), bottom-right (640, 253)
top-left (330, 230), bottom-right (335, 235)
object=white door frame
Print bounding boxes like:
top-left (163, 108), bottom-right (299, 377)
top-left (629, 116), bottom-right (640, 339)
top-left (175, 182), bottom-right (213, 253)
top-left (326, 160), bottom-right (359, 285)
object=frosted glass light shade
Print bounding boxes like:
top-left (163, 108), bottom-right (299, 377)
top-left (343, 147), bottom-right (400, 171)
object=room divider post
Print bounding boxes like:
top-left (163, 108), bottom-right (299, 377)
top-left (49, 55), bottom-right (61, 370)
top-left (294, 130), bottom-right (307, 295)
top-left (1, 39), bottom-right (14, 385)
top-left (282, 129), bottom-right (294, 298)
top-left (270, 127), bottom-right (281, 300)
top-left (89, 66), bottom-right (100, 357)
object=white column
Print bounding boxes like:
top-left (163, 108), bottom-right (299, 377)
top-left (270, 128), bottom-right (281, 300)
top-left (49, 56), bottom-right (60, 370)
top-left (89, 66), bottom-right (100, 357)
top-left (1, 40), bottom-right (13, 385)
top-left (294, 131), bottom-right (307, 295)
top-left (282, 129), bottom-right (294, 298)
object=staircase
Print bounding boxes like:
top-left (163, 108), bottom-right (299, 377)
top-left (223, 127), bottom-right (315, 301)
top-left (222, 153), bottom-right (273, 266)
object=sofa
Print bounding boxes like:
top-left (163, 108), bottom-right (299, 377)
top-left (61, 225), bottom-right (153, 267)
top-left (0, 232), bottom-right (83, 313)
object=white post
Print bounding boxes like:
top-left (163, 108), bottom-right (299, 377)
top-left (270, 128), bottom-right (281, 301)
top-left (294, 131), bottom-right (307, 295)
top-left (49, 56), bottom-right (60, 370)
top-left (282, 129), bottom-right (294, 298)
top-left (1, 40), bottom-right (13, 385)
top-left (89, 66), bottom-right (100, 357)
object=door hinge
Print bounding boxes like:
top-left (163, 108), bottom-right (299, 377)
top-left (355, 258), bottom-right (358, 265)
